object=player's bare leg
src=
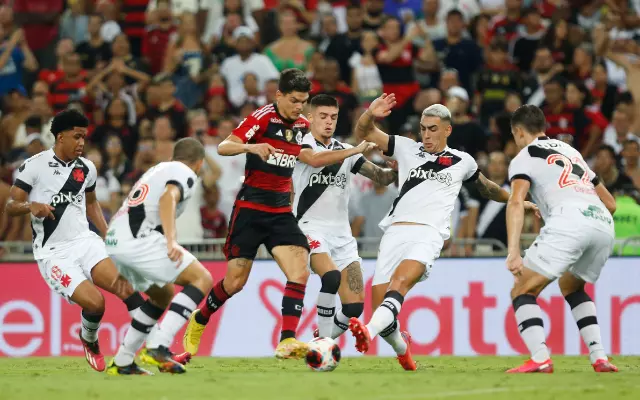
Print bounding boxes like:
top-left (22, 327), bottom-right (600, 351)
top-left (184, 258), bottom-right (253, 355)
top-left (506, 267), bottom-right (554, 373)
top-left (91, 258), bottom-right (146, 318)
top-left (69, 280), bottom-right (107, 372)
top-left (272, 245), bottom-right (311, 359)
top-left (349, 260), bottom-right (422, 371)
top-left (559, 272), bottom-right (617, 372)
top-left (311, 257), bottom-right (365, 339)
top-left (140, 260), bottom-right (212, 373)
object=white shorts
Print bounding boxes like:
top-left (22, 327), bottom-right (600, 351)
top-left (373, 224), bottom-right (444, 286)
top-left (37, 234), bottom-right (109, 301)
top-left (524, 223), bottom-right (614, 283)
top-left (302, 228), bottom-right (362, 272)
top-left (107, 231), bottom-right (197, 292)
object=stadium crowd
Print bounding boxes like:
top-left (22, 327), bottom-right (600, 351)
top-left (0, 0), bottom-right (639, 255)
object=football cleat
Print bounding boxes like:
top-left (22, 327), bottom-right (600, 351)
top-left (593, 359), bottom-right (618, 372)
top-left (139, 346), bottom-right (187, 374)
top-left (275, 337), bottom-right (309, 360)
top-left (106, 359), bottom-right (153, 376)
top-left (183, 310), bottom-right (206, 355)
top-left (173, 351), bottom-right (192, 365)
top-left (348, 317), bottom-right (371, 353)
top-left (313, 328), bottom-right (319, 338)
top-left (79, 332), bottom-right (105, 372)
top-left (397, 331), bottom-right (417, 371)
top-left (507, 358), bottom-right (554, 373)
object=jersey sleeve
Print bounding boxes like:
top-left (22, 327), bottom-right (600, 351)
top-left (13, 158), bottom-right (39, 194)
top-left (462, 153), bottom-right (480, 182)
top-left (85, 160), bottom-right (98, 192)
top-left (508, 153), bottom-right (531, 183)
top-left (382, 135), bottom-right (416, 160)
top-left (166, 167), bottom-right (197, 202)
top-left (231, 109), bottom-right (269, 143)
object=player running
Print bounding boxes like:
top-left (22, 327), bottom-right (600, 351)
top-left (347, 94), bottom-right (539, 370)
top-left (105, 138), bottom-right (213, 375)
top-left (5, 110), bottom-right (146, 372)
top-left (505, 105), bottom-right (618, 373)
top-left (183, 69), bottom-right (351, 359)
top-left (293, 94), bottom-right (396, 340)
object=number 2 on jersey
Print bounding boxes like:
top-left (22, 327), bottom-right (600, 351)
top-left (546, 154), bottom-right (590, 188)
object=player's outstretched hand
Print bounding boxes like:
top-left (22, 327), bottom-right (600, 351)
top-left (30, 202), bottom-right (55, 220)
top-left (368, 93), bottom-right (397, 118)
top-left (167, 240), bottom-right (184, 264)
top-left (387, 160), bottom-right (398, 171)
top-left (356, 141), bottom-right (377, 153)
top-left (506, 252), bottom-right (524, 282)
top-left (248, 143), bottom-right (277, 161)
top-left (523, 201), bottom-right (541, 218)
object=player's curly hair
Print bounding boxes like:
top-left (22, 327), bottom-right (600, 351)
top-left (50, 109), bottom-right (89, 138)
top-left (279, 69), bottom-right (311, 94)
top-left (173, 137), bottom-right (205, 163)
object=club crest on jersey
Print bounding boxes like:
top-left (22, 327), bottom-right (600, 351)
top-left (72, 168), bottom-right (85, 182)
top-left (266, 151), bottom-right (297, 168)
top-left (51, 265), bottom-right (62, 281)
top-left (408, 167), bottom-right (453, 186)
top-left (285, 129), bottom-right (294, 142)
top-left (437, 156), bottom-right (452, 166)
top-left (296, 131), bottom-right (303, 144)
top-left (309, 172), bottom-right (347, 189)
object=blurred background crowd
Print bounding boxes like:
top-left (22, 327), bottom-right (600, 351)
top-left (0, 0), bottom-right (639, 257)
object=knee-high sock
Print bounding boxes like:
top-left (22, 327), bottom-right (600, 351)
top-left (113, 300), bottom-right (165, 366)
top-left (317, 270), bottom-right (341, 338)
top-left (281, 281), bottom-right (306, 342)
top-left (80, 310), bottom-right (103, 343)
top-left (147, 285), bottom-right (205, 349)
top-left (565, 291), bottom-right (607, 363)
top-left (196, 280), bottom-right (230, 324)
top-left (513, 294), bottom-right (551, 362)
top-left (379, 319), bottom-right (408, 355)
top-left (366, 291), bottom-right (404, 338)
top-left (332, 302), bottom-right (364, 339)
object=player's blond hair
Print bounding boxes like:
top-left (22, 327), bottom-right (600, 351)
top-left (422, 104), bottom-right (452, 123)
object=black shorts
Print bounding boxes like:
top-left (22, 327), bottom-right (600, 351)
top-left (224, 205), bottom-right (310, 261)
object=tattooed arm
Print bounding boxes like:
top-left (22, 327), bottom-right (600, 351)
top-left (357, 160), bottom-right (397, 186)
top-left (473, 173), bottom-right (510, 203)
top-left (354, 94), bottom-right (397, 152)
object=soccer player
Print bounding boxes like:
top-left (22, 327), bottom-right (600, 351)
top-left (5, 110), bottom-right (145, 372)
top-left (184, 69), bottom-right (330, 359)
top-left (347, 94), bottom-right (538, 370)
top-left (293, 94), bottom-right (397, 340)
top-left (505, 105), bottom-right (618, 373)
top-left (105, 138), bottom-right (212, 375)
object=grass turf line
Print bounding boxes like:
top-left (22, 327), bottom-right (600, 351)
top-left (0, 356), bottom-right (639, 400)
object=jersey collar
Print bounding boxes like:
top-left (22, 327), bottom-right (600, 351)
top-left (51, 149), bottom-right (78, 167)
top-left (536, 135), bottom-right (550, 141)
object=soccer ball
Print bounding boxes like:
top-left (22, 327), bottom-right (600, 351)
top-left (305, 337), bottom-right (341, 372)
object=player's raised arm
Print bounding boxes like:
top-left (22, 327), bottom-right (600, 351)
top-left (505, 178), bottom-right (530, 278)
top-left (159, 183), bottom-right (183, 263)
top-left (355, 159), bottom-right (398, 186)
top-left (354, 93), bottom-right (397, 152)
top-left (299, 141), bottom-right (377, 168)
top-left (85, 191), bottom-right (109, 238)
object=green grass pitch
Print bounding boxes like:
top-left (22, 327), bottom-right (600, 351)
top-left (1, 356), bottom-right (639, 400)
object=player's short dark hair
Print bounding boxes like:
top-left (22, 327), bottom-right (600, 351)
top-left (510, 105), bottom-right (547, 134)
top-left (278, 69), bottom-right (311, 94)
top-left (310, 94), bottom-right (339, 109)
top-left (51, 109), bottom-right (89, 137)
top-left (173, 137), bottom-right (205, 163)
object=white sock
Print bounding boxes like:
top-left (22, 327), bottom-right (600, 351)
top-left (80, 311), bottom-right (102, 343)
top-left (331, 309), bottom-right (350, 339)
top-left (380, 320), bottom-right (407, 355)
top-left (366, 292), bottom-right (403, 338)
top-left (317, 292), bottom-right (336, 337)
top-left (566, 292), bottom-right (607, 364)
top-left (114, 302), bottom-right (163, 366)
top-left (147, 289), bottom-right (201, 349)
top-left (514, 295), bottom-right (551, 363)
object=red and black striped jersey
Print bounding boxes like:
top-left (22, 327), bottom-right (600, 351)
top-left (542, 104), bottom-right (592, 149)
top-left (49, 77), bottom-right (89, 114)
top-left (232, 103), bottom-right (310, 213)
top-left (121, 0), bottom-right (149, 39)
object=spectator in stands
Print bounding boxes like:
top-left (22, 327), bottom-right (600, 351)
top-left (447, 86), bottom-right (487, 160)
top-left (565, 81), bottom-right (609, 136)
top-left (521, 45), bottom-right (562, 106)
top-left (111, 34), bottom-right (150, 85)
top-left (95, 0), bottom-right (121, 42)
top-left (349, 30), bottom-right (383, 106)
top-left (104, 134), bottom-right (133, 182)
top-left (152, 115), bottom-right (176, 162)
top-left (345, 4), bottom-right (364, 54)
top-left (265, 10), bottom-right (315, 72)
top-left (12, 96), bottom-right (54, 149)
top-left (39, 38), bottom-right (75, 85)
top-left (0, 28), bottom-right (38, 96)
top-left (586, 61), bottom-right (618, 120)
top-left (603, 107), bottom-right (638, 155)
top-left (622, 139), bottom-right (640, 189)
top-left (486, 0), bottom-right (523, 44)
top-left (569, 44), bottom-right (594, 82)
top-left (510, 7), bottom-right (546, 72)
top-left (85, 146), bottom-right (121, 218)
top-left (60, 0), bottom-right (89, 45)
top-left (91, 98), bottom-right (138, 159)
top-left (363, 0), bottom-right (385, 30)
top-left (542, 19), bottom-right (573, 66)
top-left (433, 9), bottom-right (483, 94)
top-left (220, 27), bottom-right (279, 109)
top-left (201, 185), bottom-right (228, 239)
top-left (76, 14), bottom-right (113, 73)
top-left (13, 0), bottom-right (63, 70)
top-left (49, 53), bottom-right (87, 115)
top-left (0, 88), bottom-right (31, 153)
top-left (594, 144), bottom-right (638, 196)
top-left (407, 0), bottom-right (446, 44)
top-left (144, 75), bottom-right (188, 138)
top-left (474, 151), bottom-right (510, 247)
top-left (142, 1), bottom-right (176, 76)
top-left (119, 0), bottom-right (148, 56)
top-left (318, 13), bottom-right (353, 84)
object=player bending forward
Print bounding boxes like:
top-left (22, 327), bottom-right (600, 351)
top-left (293, 94), bottom-right (396, 340)
top-left (505, 105), bottom-right (618, 373)
top-left (348, 94), bottom-right (539, 370)
top-left (5, 110), bottom-right (146, 372)
top-left (106, 138), bottom-right (213, 375)
top-left (183, 69), bottom-right (359, 359)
